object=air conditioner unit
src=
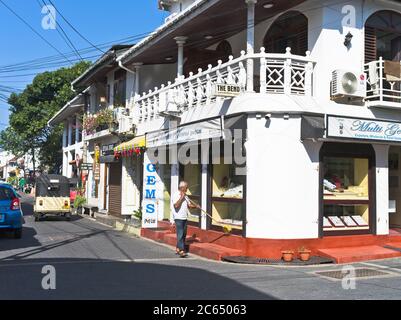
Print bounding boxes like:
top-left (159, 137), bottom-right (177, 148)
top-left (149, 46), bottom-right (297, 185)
top-left (331, 70), bottom-right (366, 99)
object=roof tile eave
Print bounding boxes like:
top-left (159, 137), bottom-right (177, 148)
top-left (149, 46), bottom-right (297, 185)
top-left (118, 0), bottom-right (212, 64)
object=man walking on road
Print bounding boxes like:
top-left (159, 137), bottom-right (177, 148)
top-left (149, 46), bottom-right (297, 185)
top-left (171, 181), bottom-right (198, 258)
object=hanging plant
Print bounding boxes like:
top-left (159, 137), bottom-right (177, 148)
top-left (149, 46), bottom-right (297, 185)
top-left (96, 108), bottom-right (114, 127)
top-left (83, 115), bottom-right (98, 134)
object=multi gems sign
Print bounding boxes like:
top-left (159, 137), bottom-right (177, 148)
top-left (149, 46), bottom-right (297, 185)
top-left (327, 116), bottom-right (401, 142)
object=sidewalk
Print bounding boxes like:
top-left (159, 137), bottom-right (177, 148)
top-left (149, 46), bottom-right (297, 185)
top-left (79, 211), bottom-right (142, 237)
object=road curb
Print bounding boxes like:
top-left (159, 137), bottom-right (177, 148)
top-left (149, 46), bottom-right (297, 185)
top-left (79, 212), bottom-right (142, 237)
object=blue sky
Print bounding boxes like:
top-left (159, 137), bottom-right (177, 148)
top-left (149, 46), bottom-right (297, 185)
top-left (0, 0), bottom-right (168, 128)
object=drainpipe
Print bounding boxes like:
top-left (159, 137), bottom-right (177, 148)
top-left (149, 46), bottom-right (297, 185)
top-left (118, 60), bottom-right (136, 75)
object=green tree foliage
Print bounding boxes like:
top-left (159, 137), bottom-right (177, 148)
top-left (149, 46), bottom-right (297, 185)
top-left (0, 61), bottom-right (90, 172)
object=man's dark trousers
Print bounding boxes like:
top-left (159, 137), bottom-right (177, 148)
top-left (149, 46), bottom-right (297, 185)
top-left (175, 219), bottom-right (188, 251)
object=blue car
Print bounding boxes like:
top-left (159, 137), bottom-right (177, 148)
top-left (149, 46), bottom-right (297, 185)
top-left (0, 183), bottom-right (23, 239)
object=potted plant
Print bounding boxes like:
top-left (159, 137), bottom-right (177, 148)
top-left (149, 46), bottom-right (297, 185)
top-left (74, 195), bottom-right (86, 215)
top-left (298, 246), bottom-right (312, 261)
top-left (281, 250), bottom-right (295, 262)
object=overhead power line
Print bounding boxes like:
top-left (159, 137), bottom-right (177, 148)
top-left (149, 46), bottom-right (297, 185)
top-left (0, 0), bottom-right (73, 64)
top-left (47, 0), bottom-right (106, 54)
top-left (36, 0), bottom-right (84, 61)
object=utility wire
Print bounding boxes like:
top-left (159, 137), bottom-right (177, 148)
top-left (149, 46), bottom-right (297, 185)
top-left (47, 0), bottom-right (106, 54)
top-left (36, 0), bottom-right (84, 61)
top-left (0, 0), bottom-right (73, 64)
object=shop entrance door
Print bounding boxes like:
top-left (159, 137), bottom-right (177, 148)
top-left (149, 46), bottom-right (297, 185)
top-left (389, 147), bottom-right (401, 228)
top-left (108, 162), bottom-right (122, 217)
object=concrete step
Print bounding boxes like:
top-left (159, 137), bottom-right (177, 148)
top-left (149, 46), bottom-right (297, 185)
top-left (189, 243), bottom-right (243, 261)
top-left (141, 228), bottom-right (172, 242)
top-left (163, 233), bottom-right (201, 247)
top-left (317, 245), bottom-right (401, 264)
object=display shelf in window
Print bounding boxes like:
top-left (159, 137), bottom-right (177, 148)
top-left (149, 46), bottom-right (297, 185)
top-left (323, 217), bottom-right (334, 229)
top-left (341, 216), bottom-right (359, 227)
top-left (351, 215), bottom-right (369, 227)
top-left (328, 216), bottom-right (346, 228)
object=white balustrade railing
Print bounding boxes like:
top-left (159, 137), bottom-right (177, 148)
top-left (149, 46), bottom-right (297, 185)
top-left (365, 57), bottom-right (401, 105)
top-left (135, 47), bottom-right (315, 123)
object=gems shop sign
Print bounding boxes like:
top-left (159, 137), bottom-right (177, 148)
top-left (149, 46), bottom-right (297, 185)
top-left (142, 155), bottom-right (158, 229)
top-left (327, 116), bottom-right (401, 142)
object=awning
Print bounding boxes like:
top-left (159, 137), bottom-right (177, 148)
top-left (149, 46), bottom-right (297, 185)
top-left (114, 136), bottom-right (146, 153)
top-left (301, 115), bottom-right (325, 140)
top-left (146, 117), bottom-right (223, 148)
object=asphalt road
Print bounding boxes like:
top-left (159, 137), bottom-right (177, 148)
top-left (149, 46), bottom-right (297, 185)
top-left (1, 195), bottom-right (401, 300)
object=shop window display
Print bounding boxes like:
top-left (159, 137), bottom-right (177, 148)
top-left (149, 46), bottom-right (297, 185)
top-left (323, 157), bottom-right (370, 232)
top-left (212, 161), bottom-right (245, 230)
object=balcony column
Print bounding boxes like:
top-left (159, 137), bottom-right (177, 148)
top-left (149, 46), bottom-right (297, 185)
top-left (245, 0), bottom-right (257, 92)
top-left (67, 118), bottom-right (73, 146)
top-left (62, 120), bottom-right (68, 148)
top-left (174, 36), bottom-right (188, 77)
top-left (75, 115), bottom-right (80, 144)
top-left (133, 62), bottom-right (143, 95)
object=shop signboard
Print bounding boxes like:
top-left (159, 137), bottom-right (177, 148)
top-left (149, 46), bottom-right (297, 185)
top-left (93, 145), bottom-right (101, 181)
top-left (213, 83), bottom-right (242, 97)
top-left (327, 115), bottom-right (401, 143)
top-left (146, 118), bottom-right (223, 148)
top-left (142, 154), bottom-right (158, 229)
top-left (80, 163), bottom-right (93, 171)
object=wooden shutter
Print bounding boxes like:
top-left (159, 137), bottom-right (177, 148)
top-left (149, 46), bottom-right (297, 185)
top-left (365, 26), bottom-right (377, 63)
top-left (297, 25), bottom-right (308, 56)
top-left (108, 162), bottom-right (122, 217)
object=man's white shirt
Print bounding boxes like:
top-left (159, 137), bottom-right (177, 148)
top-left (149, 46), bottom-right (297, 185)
top-left (171, 192), bottom-right (190, 221)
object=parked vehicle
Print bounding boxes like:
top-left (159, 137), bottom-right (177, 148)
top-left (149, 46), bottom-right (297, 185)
top-left (0, 183), bottom-right (23, 239)
top-left (33, 174), bottom-right (72, 221)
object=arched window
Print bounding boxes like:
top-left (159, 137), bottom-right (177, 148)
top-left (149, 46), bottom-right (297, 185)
top-left (264, 11), bottom-right (308, 56)
top-left (215, 40), bottom-right (233, 62)
top-left (184, 40), bottom-right (232, 76)
top-left (365, 10), bottom-right (401, 62)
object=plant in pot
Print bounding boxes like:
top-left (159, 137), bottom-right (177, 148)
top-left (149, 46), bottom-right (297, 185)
top-left (96, 108), bottom-right (114, 130)
top-left (74, 195), bottom-right (86, 215)
top-left (298, 246), bottom-right (312, 262)
top-left (281, 250), bottom-right (295, 262)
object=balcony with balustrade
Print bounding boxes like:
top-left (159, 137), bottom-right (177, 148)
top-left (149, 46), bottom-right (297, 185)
top-left (365, 57), bottom-right (401, 109)
top-left (134, 47), bottom-right (315, 124)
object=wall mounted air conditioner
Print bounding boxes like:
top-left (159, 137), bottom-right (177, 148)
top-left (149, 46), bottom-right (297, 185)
top-left (331, 70), bottom-right (366, 100)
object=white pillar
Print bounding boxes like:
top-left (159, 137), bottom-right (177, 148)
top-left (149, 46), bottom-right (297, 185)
top-left (245, 0), bottom-right (257, 92)
top-left (75, 115), bottom-right (80, 144)
top-left (374, 144), bottom-right (390, 235)
top-left (62, 121), bottom-right (68, 148)
top-left (67, 118), bottom-right (73, 146)
top-left (174, 36), bottom-right (188, 77)
top-left (133, 63), bottom-right (143, 95)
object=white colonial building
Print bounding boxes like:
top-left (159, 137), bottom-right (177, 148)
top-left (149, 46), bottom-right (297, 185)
top-left (58, 0), bottom-right (401, 245)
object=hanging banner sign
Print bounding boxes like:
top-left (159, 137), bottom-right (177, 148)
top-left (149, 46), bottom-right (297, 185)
top-left (213, 83), bottom-right (242, 97)
top-left (327, 115), bottom-right (401, 142)
top-left (142, 154), bottom-right (158, 229)
top-left (93, 145), bottom-right (101, 181)
top-left (146, 118), bottom-right (223, 148)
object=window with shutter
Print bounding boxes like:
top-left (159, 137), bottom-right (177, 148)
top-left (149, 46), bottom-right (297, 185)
top-left (264, 11), bottom-right (308, 56)
top-left (364, 26), bottom-right (377, 63)
top-left (365, 10), bottom-right (401, 63)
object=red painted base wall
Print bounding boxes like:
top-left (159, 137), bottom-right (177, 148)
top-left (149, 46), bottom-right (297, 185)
top-left (150, 221), bottom-right (401, 259)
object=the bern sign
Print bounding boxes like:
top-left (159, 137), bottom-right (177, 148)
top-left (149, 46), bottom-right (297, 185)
top-left (213, 83), bottom-right (242, 97)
